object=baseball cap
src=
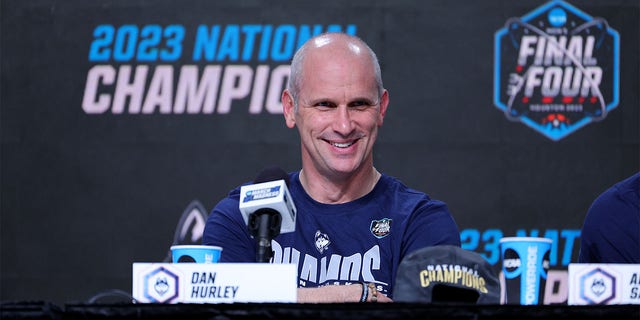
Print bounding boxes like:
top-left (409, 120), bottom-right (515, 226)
top-left (393, 245), bottom-right (500, 304)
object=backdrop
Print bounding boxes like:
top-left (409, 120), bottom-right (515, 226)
top-left (1, 0), bottom-right (638, 305)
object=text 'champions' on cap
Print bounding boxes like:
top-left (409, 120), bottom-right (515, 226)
top-left (393, 245), bottom-right (500, 304)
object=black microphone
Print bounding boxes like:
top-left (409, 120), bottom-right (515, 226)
top-left (239, 167), bottom-right (297, 263)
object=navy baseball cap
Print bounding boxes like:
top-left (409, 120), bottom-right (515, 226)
top-left (393, 245), bottom-right (500, 304)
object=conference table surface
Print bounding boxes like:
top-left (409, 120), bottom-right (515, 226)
top-left (3, 301), bottom-right (640, 320)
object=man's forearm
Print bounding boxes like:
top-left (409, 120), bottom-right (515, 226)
top-left (296, 284), bottom-right (391, 303)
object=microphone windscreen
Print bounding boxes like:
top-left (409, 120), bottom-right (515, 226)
top-left (254, 166), bottom-right (289, 185)
top-left (240, 166), bottom-right (297, 234)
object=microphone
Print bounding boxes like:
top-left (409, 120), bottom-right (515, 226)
top-left (239, 167), bottom-right (297, 262)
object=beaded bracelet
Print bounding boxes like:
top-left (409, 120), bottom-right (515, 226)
top-left (367, 283), bottom-right (378, 303)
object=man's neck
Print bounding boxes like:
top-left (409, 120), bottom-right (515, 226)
top-left (299, 166), bottom-right (381, 204)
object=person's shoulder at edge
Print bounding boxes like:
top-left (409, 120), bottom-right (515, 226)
top-left (578, 172), bottom-right (640, 263)
top-left (589, 172), bottom-right (639, 216)
top-left (613, 172), bottom-right (640, 201)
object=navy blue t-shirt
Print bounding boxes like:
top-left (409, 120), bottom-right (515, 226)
top-left (203, 172), bottom-right (460, 298)
top-left (579, 172), bottom-right (640, 263)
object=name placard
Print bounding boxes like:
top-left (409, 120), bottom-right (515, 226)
top-left (568, 263), bottom-right (640, 305)
top-left (132, 263), bottom-right (297, 303)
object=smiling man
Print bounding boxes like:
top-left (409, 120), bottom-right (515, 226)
top-left (203, 33), bottom-right (460, 303)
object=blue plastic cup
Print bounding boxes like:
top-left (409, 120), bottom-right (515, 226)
top-left (170, 245), bottom-right (222, 263)
top-left (500, 237), bottom-right (552, 305)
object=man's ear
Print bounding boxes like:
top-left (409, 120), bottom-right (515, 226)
top-left (282, 89), bottom-right (296, 128)
top-left (377, 89), bottom-right (389, 126)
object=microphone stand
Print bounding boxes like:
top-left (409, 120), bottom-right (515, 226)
top-left (248, 209), bottom-right (282, 263)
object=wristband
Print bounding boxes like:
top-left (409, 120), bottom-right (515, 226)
top-left (359, 282), bottom-right (368, 303)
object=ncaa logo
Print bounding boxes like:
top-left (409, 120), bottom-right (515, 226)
top-left (502, 248), bottom-right (521, 279)
top-left (494, 0), bottom-right (619, 140)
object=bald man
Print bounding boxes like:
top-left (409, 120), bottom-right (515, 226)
top-left (204, 33), bottom-right (460, 303)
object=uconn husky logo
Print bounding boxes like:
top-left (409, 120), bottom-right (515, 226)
top-left (314, 231), bottom-right (331, 254)
top-left (578, 267), bottom-right (616, 304)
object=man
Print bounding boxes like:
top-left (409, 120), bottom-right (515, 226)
top-left (203, 33), bottom-right (460, 302)
top-left (579, 172), bottom-right (640, 263)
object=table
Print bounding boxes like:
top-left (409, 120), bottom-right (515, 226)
top-left (2, 301), bottom-right (639, 320)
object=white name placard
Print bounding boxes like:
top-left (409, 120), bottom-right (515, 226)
top-left (568, 263), bottom-right (640, 305)
top-left (132, 263), bottom-right (297, 304)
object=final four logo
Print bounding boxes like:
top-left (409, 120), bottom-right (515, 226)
top-left (494, 0), bottom-right (619, 141)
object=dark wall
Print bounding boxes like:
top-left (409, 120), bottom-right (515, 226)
top-left (1, 0), bottom-right (638, 305)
